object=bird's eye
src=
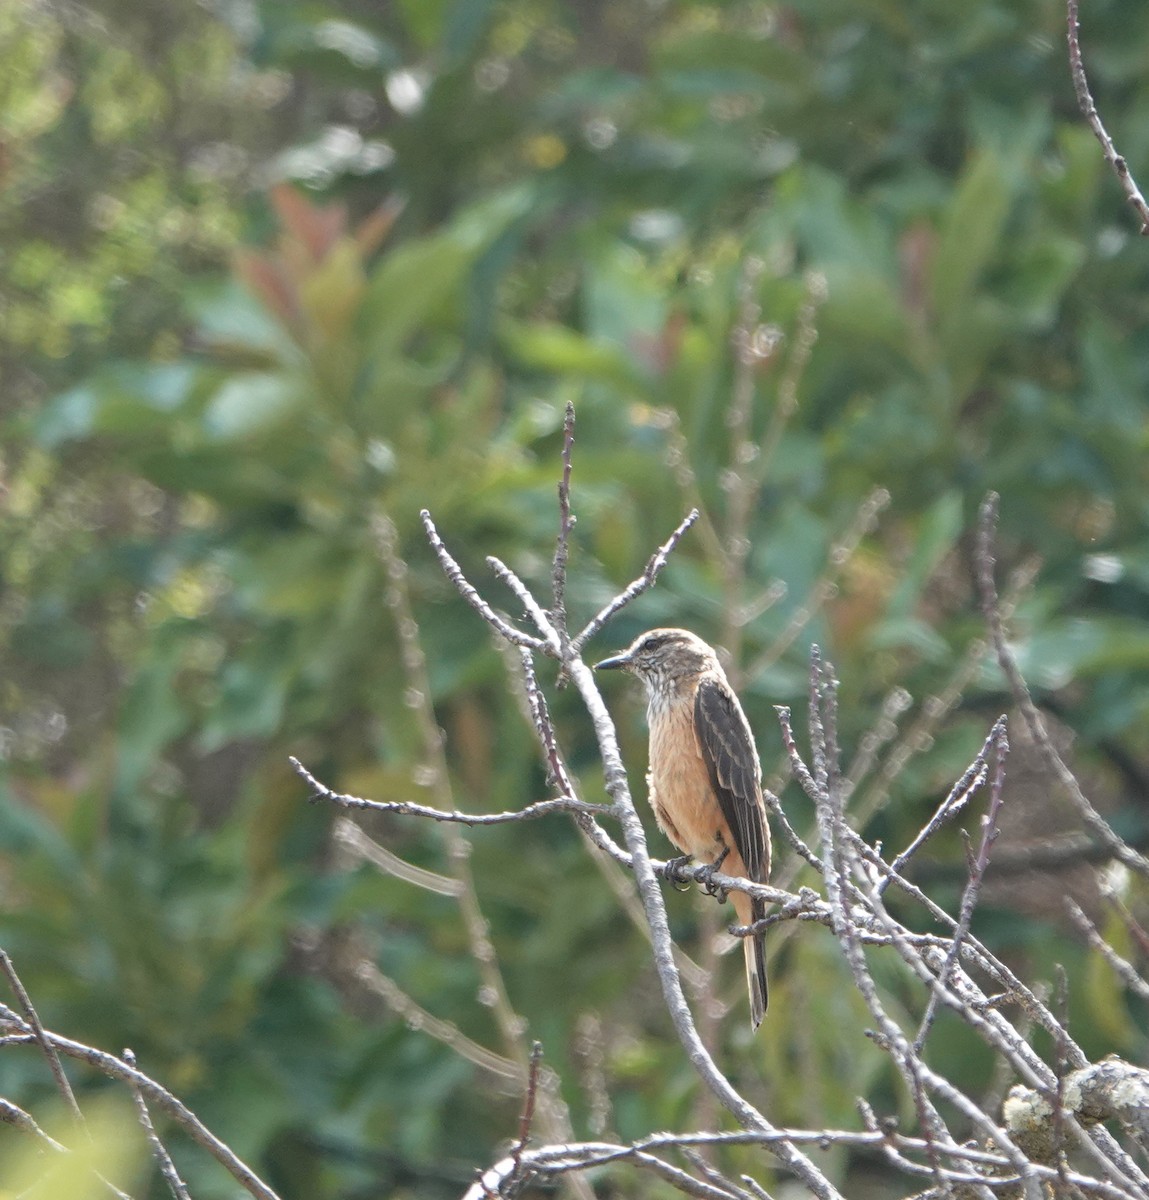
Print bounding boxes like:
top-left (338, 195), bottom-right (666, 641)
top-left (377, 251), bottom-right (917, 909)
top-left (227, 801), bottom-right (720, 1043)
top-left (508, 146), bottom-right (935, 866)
top-left (639, 633), bottom-right (673, 654)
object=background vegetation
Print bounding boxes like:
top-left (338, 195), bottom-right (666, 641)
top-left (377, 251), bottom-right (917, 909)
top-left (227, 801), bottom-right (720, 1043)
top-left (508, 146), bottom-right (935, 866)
top-left (1, 0), bottom-right (1147, 1196)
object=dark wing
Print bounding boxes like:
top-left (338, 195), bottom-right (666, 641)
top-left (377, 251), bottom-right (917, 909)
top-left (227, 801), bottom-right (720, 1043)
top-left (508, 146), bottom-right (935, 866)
top-left (694, 678), bottom-right (769, 884)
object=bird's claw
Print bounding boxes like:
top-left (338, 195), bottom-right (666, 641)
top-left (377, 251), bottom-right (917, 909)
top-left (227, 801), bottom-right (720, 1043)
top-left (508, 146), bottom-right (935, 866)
top-left (663, 855), bottom-right (694, 891)
top-left (696, 848), bottom-right (730, 902)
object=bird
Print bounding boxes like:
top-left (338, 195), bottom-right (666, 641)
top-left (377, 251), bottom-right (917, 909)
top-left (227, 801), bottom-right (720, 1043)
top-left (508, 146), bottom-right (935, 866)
top-left (595, 627), bottom-right (771, 1029)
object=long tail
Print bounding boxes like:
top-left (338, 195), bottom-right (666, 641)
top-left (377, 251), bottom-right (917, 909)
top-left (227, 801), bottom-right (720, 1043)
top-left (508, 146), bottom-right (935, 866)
top-left (735, 892), bottom-right (768, 1029)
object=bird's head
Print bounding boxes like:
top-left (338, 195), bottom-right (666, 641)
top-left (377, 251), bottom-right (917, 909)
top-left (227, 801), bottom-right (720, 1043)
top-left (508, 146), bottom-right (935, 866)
top-left (593, 627), bottom-right (716, 689)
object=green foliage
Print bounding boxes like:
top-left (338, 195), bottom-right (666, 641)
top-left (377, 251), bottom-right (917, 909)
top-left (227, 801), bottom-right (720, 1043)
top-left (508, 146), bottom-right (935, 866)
top-left (2, 0), bottom-right (1149, 1196)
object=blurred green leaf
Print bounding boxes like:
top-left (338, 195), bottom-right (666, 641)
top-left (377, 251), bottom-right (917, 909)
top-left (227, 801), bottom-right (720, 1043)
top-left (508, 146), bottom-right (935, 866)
top-left (930, 149), bottom-right (1011, 327)
top-left (203, 373), bottom-right (303, 440)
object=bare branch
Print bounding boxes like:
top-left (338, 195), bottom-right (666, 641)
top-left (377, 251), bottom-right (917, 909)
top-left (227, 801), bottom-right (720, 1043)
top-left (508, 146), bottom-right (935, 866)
top-left (804, 659), bottom-right (966, 1195)
top-left (552, 400), bottom-right (577, 672)
top-left (512, 646), bottom-right (636, 874)
top-left (0, 949), bottom-right (83, 1124)
top-left (914, 715), bottom-right (1008, 1052)
top-left (679, 1145), bottom-right (756, 1200)
top-left (506, 1041), bottom-right (545, 1191)
top-left (761, 780), bottom-right (824, 872)
top-left (774, 704), bottom-right (822, 806)
top-left (291, 756), bottom-right (608, 825)
top-left (878, 718), bottom-right (998, 896)
top-left (0, 1097), bottom-right (67, 1151)
top-left (420, 509), bottom-right (551, 654)
top-left (123, 1048), bottom-right (191, 1200)
top-left (468, 1123), bottom-right (1147, 1200)
top-left (0, 1019), bottom-right (281, 1200)
top-left (487, 554), bottom-right (560, 646)
top-left (1067, 0), bottom-right (1149, 234)
top-left (568, 657), bottom-right (846, 1200)
top-left (571, 508), bottom-right (700, 655)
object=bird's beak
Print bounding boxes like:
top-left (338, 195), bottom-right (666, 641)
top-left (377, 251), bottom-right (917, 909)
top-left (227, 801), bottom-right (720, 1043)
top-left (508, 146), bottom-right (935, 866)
top-left (593, 650), bottom-right (632, 671)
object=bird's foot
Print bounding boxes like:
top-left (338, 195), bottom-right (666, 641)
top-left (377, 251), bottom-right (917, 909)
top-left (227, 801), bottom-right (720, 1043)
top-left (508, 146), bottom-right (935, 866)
top-left (663, 855), bottom-right (695, 891)
top-left (696, 847), bottom-right (730, 902)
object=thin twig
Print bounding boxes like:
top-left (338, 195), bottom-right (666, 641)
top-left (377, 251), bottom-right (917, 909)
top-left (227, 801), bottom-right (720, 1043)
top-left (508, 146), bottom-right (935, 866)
top-left (513, 645), bottom-right (637, 874)
top-left (760, 781), bottom-right (824, 871)
top-left (0, 1022), bottom-right (281, 1200)
top-left (1066, 900), bottom-right (1149, 1003)
top-left (510, 1042), bottom-right (544, 1183)
top-left (1066, 0), bottom-right (1149, 234)
top-left (775, 705), bottom-right (822, 806)
top-left (801, 675), bottom-right (978, 1198)
top-left (808, 645), bottom-right (830, 795)
top-left (518, 646), bottom-right (571, 793)
top-left (488, 555), bottom-right (560, 648)
top-left (1053, 967), bottom-right (1071, 1194)
top-left (680, 1145), bottom-right (755, 1200)
top-left (740, 1175), bottom-right (775, 1200)
top-left (0, 948), bottom-right (83, 1123)
top-left (123, 1048), bottom-right (191, 1200)
top-left (818, 653), bottom-right (842, 796)
top-left (509, 1122), bottom-right (1145, 1197)
top-left (878, 719), bottom-right (998, 897)
top-left (832, 844), bottom-right (1092, 1074)
top-left (914, 716), bottom-right (1008, 1053)
top-left (0, 1097), bottom-right (67, 1151)
top-left (291, 756), bottom-right (607, 824)
top-left (571, 509), bottom-right (700, 654)
top-left (552, 401), bottom-right (577, 677)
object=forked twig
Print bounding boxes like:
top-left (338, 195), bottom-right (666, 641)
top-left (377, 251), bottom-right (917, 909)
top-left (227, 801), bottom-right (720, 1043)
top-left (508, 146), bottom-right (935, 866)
top-left (877, 720), bottom-right (998, 897)
top-left (420, 510), bottom-right (551, 654)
